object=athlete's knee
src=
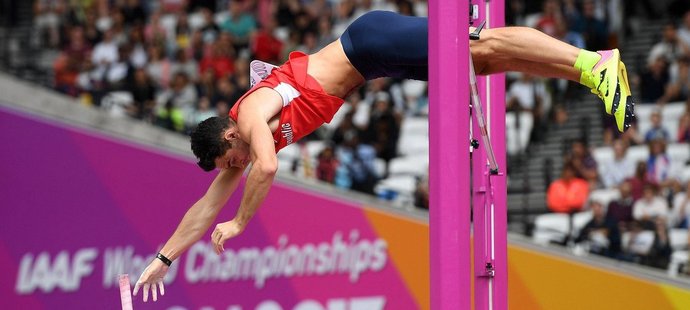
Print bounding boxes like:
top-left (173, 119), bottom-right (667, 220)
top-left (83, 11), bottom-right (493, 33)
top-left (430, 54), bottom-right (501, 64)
top-left (469, 31), bottom-right (497, 72)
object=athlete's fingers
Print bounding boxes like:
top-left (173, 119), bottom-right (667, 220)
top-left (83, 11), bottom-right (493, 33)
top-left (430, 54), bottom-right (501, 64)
top-left (151, 281), bottom-right (158, 302)
top-left (143, 283), bottom-right (150, 302)
top-left (158, 281), bottom-right (165, 296)
top-left (132, 282), bottom-right (141, 296)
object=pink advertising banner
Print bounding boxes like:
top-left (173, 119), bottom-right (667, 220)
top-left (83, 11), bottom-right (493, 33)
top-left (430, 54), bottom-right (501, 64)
top-left (0, 106), bottom-right (427, 310)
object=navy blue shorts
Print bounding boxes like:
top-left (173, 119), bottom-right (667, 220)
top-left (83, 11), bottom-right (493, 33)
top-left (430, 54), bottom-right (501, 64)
top-left (340, 11), bottom-right (428, 81)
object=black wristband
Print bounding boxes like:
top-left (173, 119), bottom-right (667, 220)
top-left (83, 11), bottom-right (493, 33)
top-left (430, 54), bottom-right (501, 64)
top-left (156, 253), bottom-right (172, 266)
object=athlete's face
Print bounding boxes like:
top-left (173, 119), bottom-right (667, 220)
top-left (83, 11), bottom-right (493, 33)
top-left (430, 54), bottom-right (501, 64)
top-left (214, 129), bottom-right (251, 170)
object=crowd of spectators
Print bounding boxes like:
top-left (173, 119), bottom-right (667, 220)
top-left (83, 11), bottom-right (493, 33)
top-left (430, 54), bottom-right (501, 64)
top-left (508, 0), bottom-right (690, 270)
top-left (37, 0), bottom-right (428, 196)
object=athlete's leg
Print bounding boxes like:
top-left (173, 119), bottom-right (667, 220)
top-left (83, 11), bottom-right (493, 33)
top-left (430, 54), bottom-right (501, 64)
top-left (471, 26), bottom-right (634, 132)
top-left (479, 57), bottom-right (581, 82)
top-left (470, 26), bottom-right (580, 67)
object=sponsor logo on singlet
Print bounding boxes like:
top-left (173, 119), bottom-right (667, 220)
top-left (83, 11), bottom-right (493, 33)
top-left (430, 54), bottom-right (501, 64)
top-left (281, 123), bottom-right (294, 145)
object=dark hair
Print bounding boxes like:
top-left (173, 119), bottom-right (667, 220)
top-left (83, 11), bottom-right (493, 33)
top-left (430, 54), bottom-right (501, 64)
top-left (190, 116), bottom-right (232, 171)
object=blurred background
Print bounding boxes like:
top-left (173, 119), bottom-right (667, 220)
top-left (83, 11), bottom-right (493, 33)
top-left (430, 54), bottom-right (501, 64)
top-left (2, 0), bottom-right (690, 309)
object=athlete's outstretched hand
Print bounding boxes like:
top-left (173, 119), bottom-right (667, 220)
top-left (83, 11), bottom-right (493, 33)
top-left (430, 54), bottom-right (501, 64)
top-left (133, 259), bottom-right (169, 302)
top-left (211, 220), bottom-right (244, 254)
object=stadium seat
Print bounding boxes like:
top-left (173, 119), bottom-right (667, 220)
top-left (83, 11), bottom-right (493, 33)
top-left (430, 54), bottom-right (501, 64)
top-left (592, 147), bottom-right (614, 167)
top-left (506, 111), bottom-right (534, 155)
top-left (388, 155), bottom-right (428, 176)
top-left (588, 188), bottom-right (621, 208)
top-left (621, 231), bottom-right (656, 255)
top-left (400, 117), bottom-right (429, 137)
top-left (668, 250), bottom-right (689, 277)
top-left (277, 143), bottom-right (300, 161)
top-left (626, 145), bottom-right (649, 165)
top-left (306, 140), bottom-right (327, 158)
top-left (532, 213), bottom-right (570, 245)
top-left (670, 229), bottom-right (688, 251)
top-left (668, 143), bottom-right (690, 165)
top-left (397, 135), bottom-right (429, 157)
top-left (374, 175), bottom-right (418, 207)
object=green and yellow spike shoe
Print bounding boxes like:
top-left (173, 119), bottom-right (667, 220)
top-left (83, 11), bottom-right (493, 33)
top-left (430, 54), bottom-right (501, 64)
top-left (613, 61), bottom-right (635, 132)
top-left (589, 49), bottom-right (620, 115)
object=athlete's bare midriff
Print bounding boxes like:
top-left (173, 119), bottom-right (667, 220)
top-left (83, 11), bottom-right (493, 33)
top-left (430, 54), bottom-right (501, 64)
top-left (307, 40), bottom-right (366, 99)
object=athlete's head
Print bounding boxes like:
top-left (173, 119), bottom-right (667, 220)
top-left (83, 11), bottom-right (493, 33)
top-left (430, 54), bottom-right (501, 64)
top-left (191, 116), bottom-right (251, 171)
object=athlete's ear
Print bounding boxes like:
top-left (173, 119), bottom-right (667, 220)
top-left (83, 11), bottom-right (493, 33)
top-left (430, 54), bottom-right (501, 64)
top-left (223, 127), bottom-right (240, 141)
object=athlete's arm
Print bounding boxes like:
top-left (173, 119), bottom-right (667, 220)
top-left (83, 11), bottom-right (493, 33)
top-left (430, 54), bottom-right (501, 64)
top-left (133, 167), bottom-right (243, 302)
top-left (211, 88), bottom-right (281, 254)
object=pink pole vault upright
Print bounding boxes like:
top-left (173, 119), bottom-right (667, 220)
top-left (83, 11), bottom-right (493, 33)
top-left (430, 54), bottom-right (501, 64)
top-left (430, 0), bottom-right (506, 309)
top-left (429, 0), bottom-right (470, 309)
top-left (471, 0), bottom-right (507, 309)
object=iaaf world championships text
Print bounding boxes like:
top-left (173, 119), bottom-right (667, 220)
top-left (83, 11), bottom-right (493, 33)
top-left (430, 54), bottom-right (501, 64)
top-left (15, 230), bottom-right (388, 293)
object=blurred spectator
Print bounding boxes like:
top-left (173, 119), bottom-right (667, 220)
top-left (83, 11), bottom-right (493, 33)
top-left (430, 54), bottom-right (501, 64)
top-left (552, 104), bottom-right (569, 126)
top-left (316, 16), bottom-right (336, 49)
top-left (91, 29), bottom-right (119, 78)
top-left (606, 181), bottom-right (635, 228)
top-left (156, 71), bottom-right (198, 130)
top-left (146, 44), bottom-right (172, 88)
top-left (156, 100), bottom-right (185, 132)
top-left (83, 9), bottom-right (103, 46)
top-left (297, 31), bottom-right (320, 55)
top-left (232, 57), bottom-right (251, 92)
top-left (632, 183), bottom-right (669, 227)
top-left (648, 22), bottom-right (684, 67)
top-left (53, 49), bottom-right (82, 96)
top-left (671, 182), bottom-right (690, 228)
top-left (640, 56), bottom-right (670, 103)
top-left (188, 0), bottom-right (217, 12)
top-left (197, 68), bottom-right (217, 99)
top-left (678, 12), bottom-right (690, 56)
top-left (331, 110), bottom-right (360, 147)
top-left (506, 0), bottom-right (526, 26)
top-left (601, 139), bottom-right (633, 188)
top-left (316, 145), bottom-right (339, 183)
top-left (546, 161), bottom-right (590, 214)
top-left (190, 97), bottom-right (217, 127)
top-left (337, 135), bottom-right (379, 194)
top-left (414, 171), bottom-right (429, 210)
top-left (251, 19), bottom-right (284, 64)
top-left (216, 101), bottom-right (230, 117)
top-left (120, 0), bottom-right (146, 26)
top-left (275, 0), bottom-right (301, 29)
top-left (506, 73), bottom-right (546, 113)
top-left (200, 37), bottom-right (235, 80)
top-left (199, 8), bottom-right (221, 44)
top-left (678, 99), bottom-right (690, 142)
top-left (627, 161), bottom-right (652, 200)
top-left (105, 45), bottom-right (132, 87)
top-left (646, 139), bottom-right (671, 186)
top-left (128, 25), bottom-right (148, 68)
top-left (220, 0), bottom-right (257, 52)
top-left (34, 0), bottom-right (64, 48)
top-left (171, 49), bottom-right (199, 82)
top-left (174, 13), bottom-right (192, 51)
top-left (658, 56), bottom-right (690, 104)
top-left (575, 200), bottom-right (621, 258)
top-left (363, 92), bottom-right (400, 177)
top-left (555, 14), bottom-right (585, 49)
top-left (570, 0), bottom-right (609, 51)
top-left (126, 68), bottom-right (156, 121)
top-left (535, 0), bottom-right (560, 37)
top-left (644, 110), bottom-right (670, 143)
top-left (506, 73), bottom-right (546, 143)
top-left (144, 11), bottom-right (168, 45)
top-left (565, 139), bottom-right (599, 187)
top-left (648, 217), bottom-right (672, 268)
